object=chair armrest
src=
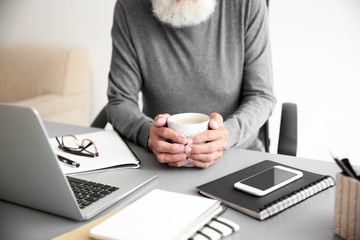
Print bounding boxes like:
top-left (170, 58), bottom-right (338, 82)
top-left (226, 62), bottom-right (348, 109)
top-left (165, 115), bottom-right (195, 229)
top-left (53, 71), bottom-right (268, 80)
top-left (277, 102), bottom-right (297, 156)
top-left (91, 106), bottom-right (108, 129)
top-left (258, 121), bottom-right (270, 153)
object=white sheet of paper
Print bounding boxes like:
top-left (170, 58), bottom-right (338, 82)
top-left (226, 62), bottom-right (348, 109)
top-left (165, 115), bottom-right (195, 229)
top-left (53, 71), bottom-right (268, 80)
top-left (49, 130), bottom-right (139, 175)
top-left (89, 189), bottom-right (222, 240)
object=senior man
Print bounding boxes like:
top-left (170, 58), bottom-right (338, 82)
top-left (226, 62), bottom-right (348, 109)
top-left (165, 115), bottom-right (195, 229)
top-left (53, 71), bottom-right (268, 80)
top-left (107, 0), bottom-right (276, 168)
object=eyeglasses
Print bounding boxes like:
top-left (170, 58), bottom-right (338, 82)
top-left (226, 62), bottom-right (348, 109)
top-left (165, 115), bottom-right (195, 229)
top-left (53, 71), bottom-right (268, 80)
top-left (55, 135), bottom-right (99, 158)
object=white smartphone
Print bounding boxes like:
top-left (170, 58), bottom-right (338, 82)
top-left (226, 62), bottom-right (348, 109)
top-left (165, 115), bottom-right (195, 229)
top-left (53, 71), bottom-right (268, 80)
top-left (234, 165), bottom-right (303, 196)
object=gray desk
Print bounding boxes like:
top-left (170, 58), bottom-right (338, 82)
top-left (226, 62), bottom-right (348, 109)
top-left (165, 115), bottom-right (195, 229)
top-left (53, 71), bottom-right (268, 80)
top-left (0, 122), bottom-right (343, 240)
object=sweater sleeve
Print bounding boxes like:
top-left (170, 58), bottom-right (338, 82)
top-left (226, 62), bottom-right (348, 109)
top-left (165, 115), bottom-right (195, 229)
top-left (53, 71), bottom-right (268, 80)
top-left (106, 1), bottom-right (154, 149)
top-left (224, 0), bottom-right (276, 149)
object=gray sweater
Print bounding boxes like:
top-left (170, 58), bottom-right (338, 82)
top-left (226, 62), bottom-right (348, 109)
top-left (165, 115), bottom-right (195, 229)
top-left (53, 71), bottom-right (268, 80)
top-left (107, 0), bottom-right (276, 151)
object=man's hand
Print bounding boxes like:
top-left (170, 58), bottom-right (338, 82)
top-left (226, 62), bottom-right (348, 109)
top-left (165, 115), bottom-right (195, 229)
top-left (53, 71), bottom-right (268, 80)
top-left (186, 113), bottom-right (228, 168)
top-left (147, 114), bottom-right (190, 167)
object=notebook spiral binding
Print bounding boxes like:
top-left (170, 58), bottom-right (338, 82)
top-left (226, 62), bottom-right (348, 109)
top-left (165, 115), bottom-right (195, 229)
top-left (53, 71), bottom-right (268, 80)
top-left (259, 176), bottom-right (336, 220)
top-left (187, 205), bottom-right (226, 240)
top-left (188, 205), bottom-right (240, 240)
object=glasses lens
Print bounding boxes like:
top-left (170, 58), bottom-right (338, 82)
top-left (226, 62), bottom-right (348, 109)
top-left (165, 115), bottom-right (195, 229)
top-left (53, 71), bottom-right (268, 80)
top-left (62, 136), bottom-right (80, 149)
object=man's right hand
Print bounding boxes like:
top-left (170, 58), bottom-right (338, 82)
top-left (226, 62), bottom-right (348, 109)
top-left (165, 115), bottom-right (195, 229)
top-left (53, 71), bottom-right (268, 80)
top-left (147, 114), bottom-right (190, 167)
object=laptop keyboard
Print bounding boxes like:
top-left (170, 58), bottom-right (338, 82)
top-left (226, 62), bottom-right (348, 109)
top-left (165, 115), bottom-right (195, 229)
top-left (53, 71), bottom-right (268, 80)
top-left (67, 176), bottom-right (119, 209)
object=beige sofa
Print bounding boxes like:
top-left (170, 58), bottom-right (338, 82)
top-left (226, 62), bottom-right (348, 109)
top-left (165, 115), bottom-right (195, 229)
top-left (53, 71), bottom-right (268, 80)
top-left (0, 45), bottom-right (90, 126)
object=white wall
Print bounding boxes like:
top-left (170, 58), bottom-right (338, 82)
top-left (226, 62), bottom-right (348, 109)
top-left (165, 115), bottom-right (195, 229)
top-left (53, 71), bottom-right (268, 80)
top-left (1, 0), bottom-right (359, 164)
top-left (269, 0), bottom-right (360, 164)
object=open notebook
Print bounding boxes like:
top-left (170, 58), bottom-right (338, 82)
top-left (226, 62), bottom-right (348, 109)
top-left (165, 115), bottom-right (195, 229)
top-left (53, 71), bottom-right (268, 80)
top-left (49, 130), bottom-right (140, 174)
top-left (89, 189), bottom-right (239, 240)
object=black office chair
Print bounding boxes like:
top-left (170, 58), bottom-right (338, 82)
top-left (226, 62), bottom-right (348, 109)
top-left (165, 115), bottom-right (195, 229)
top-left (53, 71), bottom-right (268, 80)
top-left (91, 102), bottom-right (298, 156)
top-left (91, 106), bottom-right (108, 129)
top-left (258, 102), bottom-right (298, 156)
top-left (255, 1), bottom-right (298, 155)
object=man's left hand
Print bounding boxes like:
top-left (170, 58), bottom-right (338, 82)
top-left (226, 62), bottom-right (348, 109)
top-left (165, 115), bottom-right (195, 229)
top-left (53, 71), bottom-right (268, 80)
top-left (186, 113), bottom-right (228, 168)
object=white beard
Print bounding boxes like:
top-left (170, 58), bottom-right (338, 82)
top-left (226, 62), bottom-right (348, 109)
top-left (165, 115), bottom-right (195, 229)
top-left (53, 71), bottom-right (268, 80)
top-left (152, 0), bottom-right (217, 28)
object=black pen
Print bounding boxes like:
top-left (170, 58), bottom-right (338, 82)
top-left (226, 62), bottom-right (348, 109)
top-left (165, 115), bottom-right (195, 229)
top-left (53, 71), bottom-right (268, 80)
top-left (330, 152), bottom-right (357, 179)
top-left (57, 154), bottom-right (80, 168)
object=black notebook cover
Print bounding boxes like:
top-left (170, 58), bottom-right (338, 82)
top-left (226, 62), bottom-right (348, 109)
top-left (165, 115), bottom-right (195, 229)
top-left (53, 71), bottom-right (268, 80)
top-left (197, 160), bottom-right (335, 220)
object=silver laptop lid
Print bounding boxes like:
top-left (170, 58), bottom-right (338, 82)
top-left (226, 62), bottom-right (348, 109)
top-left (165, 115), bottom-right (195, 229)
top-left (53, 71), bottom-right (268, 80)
top-left (0, 104), bottom-right (158, 221)
top-left (0, 104), bottom-right (83, 220)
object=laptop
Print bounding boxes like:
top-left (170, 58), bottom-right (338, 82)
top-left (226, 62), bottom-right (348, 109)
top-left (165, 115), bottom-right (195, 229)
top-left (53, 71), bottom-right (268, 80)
top-left (0, 104), bottom-right (157, 221)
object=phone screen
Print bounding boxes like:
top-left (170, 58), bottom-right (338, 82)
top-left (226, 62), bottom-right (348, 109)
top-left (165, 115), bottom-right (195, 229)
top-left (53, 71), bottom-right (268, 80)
top-left (240, 167), bottom-right (298, 190)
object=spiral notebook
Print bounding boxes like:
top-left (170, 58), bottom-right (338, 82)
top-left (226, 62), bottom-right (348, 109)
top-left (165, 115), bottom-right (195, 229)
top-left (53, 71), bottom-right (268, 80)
top-left (197, 160), bottom-right (336, 220)
top-left (89, 189), bottom-right (239, 240)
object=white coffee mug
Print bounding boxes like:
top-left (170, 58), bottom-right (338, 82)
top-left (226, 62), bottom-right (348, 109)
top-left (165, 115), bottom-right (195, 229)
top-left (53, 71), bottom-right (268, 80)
top-left (167, 113), bottom-right (210, 138)
top-left (167, 113), bottom-right (210, 167)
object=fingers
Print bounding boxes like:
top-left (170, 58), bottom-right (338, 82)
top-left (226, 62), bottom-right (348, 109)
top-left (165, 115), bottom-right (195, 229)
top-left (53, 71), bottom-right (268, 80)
top-left (149, 113), bottom-right (228, 168)
top-left (157, 127), bottom-right (187, 145)
top-left (186, 142), bottom-right (225, 168)
top-left (156, 152), bottom-right (189, 167)
top-left (209, 112), bottom-right (223, 130)
top-left (167, 159), bottom-right (189, 167)
top-left (151, 142), bottom-right (189, 167)
top-left (184, 137), bottom-right (226, 169)
top-left (150, 115), bottom-right (187, 145)
top-left (149, 113), bottom-right (189, 167)
top-left (185, 113), bottom-right (228, 168)
top-left (189, 113), bottom-right (226, 145)
top-left (148, 126), bottom-right (187, 153)
top-left (153, 149), bottom-right (187, 163)
top-left (188, 127), bottom-right (228, 147)
top-left (149, 137), bottom-right (189, 167)
top-left (154, 113), bottom-right (170, 127)
top-left (187, 150), bottom-right (223, 168)
top-left (188, 137), bottom-right (227, 155)
top-left (188, 157), bottom-right (219, 168)
top-left (151, 142), bottom-right (190, 167)
top-left (152, 141), bottom-right (185, 154)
